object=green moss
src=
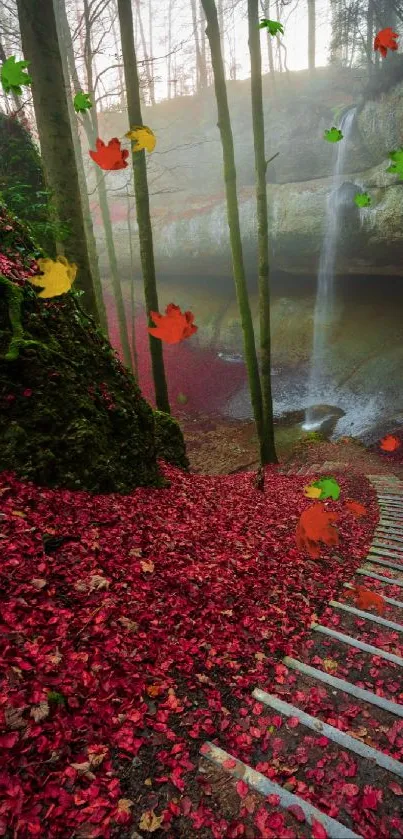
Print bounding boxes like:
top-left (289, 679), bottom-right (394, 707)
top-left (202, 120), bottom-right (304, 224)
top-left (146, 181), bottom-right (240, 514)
top-left (154, 410), bottom-right (190, 471)
top-left (0, 277), bottom-right (167, 493)
top-left (300, 430), bottom-right (326, 445)
top-left (0, 206), bottom-right (191, 494)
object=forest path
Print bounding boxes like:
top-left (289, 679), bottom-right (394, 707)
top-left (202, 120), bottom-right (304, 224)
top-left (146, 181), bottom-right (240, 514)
top-left (197, 475), bottom-right (403, 838)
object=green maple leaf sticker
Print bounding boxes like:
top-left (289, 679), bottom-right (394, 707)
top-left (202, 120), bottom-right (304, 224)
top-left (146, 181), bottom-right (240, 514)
top-left (311, 476), bottom-right (341, 501)
top-left (386, 148), bottom-right (403, 179)
top-left (259, 18), bottom-right (284, 36)
top-left (73, 91), bottom-right (92, 113)
top-left (47, 690), bottom-right (66, 706)
top-left (1, 55), bottom-right (32, 95)
top-left (324, 126), bottom-right (343, 143)
top-left (354, 192), bottom-right (371, 208)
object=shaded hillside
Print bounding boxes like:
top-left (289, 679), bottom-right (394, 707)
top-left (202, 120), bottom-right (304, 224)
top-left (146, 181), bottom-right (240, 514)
top-left (0, 205), bottom-right (189, 495)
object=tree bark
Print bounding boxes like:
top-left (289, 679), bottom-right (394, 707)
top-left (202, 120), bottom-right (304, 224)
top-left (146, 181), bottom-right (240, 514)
top-left (16, 0), bottom-right (100, 322)
top-left (307, 0), bottom-right (316, 71)
top-left (275, 0), bottom-right (282, 71)
top-left (54, 0), bottom-right (108, 336)
top-left (117, 0), bottom-right (170, 414)
top-left (167, 0), bottom-right (173, 98)
top-left (366, 0), bottom-right (374, 77)
top-left (199, 1), bottom-right (208, 89)
top-left (248, 0), bottom-right (277, 464)
top-left (134, 0), bottom-right (155, 105)
top-left (148, 0), bottom-right (155, 104)
top-left (191, 0), bottom-right (207, 91)
top-left (58, 0), bottom-right (131, 367)
top-left (126, 190), bottom-right (139, 379)
top-left (201, 0), bottom-right (266, 464)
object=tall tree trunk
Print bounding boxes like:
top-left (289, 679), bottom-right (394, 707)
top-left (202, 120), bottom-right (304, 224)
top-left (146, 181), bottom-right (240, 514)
top-left (217, 0), bottom-right (225, 77)
top-left (54, 0), bottom-right (108, 335)
top-left (275, 0), bottom-right (282, 71)
top-left (366, 0), bottom-right (374, 77)
top-left (190, 0), bottom-right (203, 93)
top-left (261, 0), bottom-right (275, 75)
top-left (126, 190), bottom-right (139, 379)
top-left (59, 0), bottom-right (131, 366)
top-left (16, 0), bottom-right (100, 322)
top-left (199, 1), bottom-right (208, 88)
top-left (167, 0), bottom-right (173, 98)
top-left (148, 0), bottom-right (155, 104)
top-left (134, 0), bottom-right (155, 105)
top-left (108, 1), bottom-right (125, 106)
top-left (201, 0), bottom-right (266, 463)
top-left (117, 0), bottom-right (170, 414)
top-left (307, 0), bottom-right (316, 71)
top-left (84, 0), bottom-right (133, 368)
top-left (248, 0), bottom-right (277, 464)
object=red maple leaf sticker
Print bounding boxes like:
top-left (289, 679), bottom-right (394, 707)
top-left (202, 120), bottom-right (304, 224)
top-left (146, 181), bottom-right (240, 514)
top-left (374, 27), bottom-right (399, 58)
top-left (89, 137), bottom-right (129, 170)
top-left (296, 503), bottom-right (339, 559)
top-left (344, 500), bottom-right (367, 518)
top-left (147, 303), bottom-right (198, 344)
top-left (345, 585), bottom-right (385, 616)
top-left (380, 434), bottom-right (401, 452)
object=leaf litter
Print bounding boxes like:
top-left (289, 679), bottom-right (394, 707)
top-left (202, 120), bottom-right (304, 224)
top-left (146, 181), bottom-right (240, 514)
top-left (0, 464), bottom-right (386, 837)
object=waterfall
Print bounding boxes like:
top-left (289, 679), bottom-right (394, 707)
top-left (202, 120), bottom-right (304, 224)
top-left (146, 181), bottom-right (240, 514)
top-left (304, 107), bottom-right (357, 429)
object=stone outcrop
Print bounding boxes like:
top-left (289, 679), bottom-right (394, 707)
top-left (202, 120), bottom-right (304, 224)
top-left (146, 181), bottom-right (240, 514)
top-left (92, 66), bottom-right (403, 278)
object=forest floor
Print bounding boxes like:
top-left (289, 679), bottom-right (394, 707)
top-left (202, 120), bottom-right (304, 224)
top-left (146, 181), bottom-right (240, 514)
top-left (181, 413), bottom-right (403, 479)
top-left (2, 421), bottom-right (403, 839)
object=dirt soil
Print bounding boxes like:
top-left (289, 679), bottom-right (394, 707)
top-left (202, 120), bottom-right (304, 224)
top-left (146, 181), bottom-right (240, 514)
top-left (181, 414), bottom-right (403, 478)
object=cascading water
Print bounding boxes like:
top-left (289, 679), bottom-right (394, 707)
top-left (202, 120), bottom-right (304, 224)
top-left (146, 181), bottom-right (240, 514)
top-left (304, 107), bottom-right (356, 430)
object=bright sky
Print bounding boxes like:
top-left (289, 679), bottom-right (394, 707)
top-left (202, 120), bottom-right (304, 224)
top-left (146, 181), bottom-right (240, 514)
top-left (93, 0), bottom-right (333, 107)
top-left (225, 0), bottom-right (332, 77)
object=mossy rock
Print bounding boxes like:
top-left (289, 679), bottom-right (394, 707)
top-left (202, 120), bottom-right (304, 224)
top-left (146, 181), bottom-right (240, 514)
top-left (154, 410), bottom-right (190, 471)
top-left (0, 210), bottom-right (190, 493)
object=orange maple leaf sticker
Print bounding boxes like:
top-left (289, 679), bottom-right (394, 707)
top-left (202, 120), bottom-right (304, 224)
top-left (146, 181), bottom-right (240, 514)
top-left (89, 137), bottom-right (129, 170)
top-left (147, 303), bottom-right (198, 345)
top-left (344, 500), bottom-right (367, 518)
top-left (345, 585), bottom-right (385, 616)
top-left (296, 503), bottom-right (339, 559)
top-left (380, 434), bottom-right (401, 452)
top-left (374, 27), bottom-right (399, 58)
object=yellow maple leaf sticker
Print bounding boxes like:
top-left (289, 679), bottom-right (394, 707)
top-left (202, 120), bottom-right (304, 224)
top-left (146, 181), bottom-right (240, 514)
top-left (303, 484), bottom-right (322, 499)
top-left (139, 809), bottom-right (163, 832)
top-left (323, 658), bottom-right (338, 673)
top-left (125, 124), bottom-right (156, 152)
top-left (28, 256), bottom-right (77, 298)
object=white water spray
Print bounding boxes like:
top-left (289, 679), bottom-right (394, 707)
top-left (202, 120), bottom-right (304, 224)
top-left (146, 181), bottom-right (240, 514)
top-left (304, 108), bottom-right (356, 430)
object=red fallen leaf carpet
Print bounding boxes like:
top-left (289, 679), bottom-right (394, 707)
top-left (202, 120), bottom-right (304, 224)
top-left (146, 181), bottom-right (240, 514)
top-left (0, 463), bottom-right (379, 838)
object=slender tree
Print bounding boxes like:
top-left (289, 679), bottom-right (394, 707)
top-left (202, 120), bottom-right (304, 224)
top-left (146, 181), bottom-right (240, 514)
top-left (366, 0), bottom-right (374, 77)
top-left (56, 0), bottom-right (132, 368)
top-left (199, 1), bottom-right (208, 88)
top-left (117, 0), bottom-right (170, 413)
top-left (191, 0), bottom-right (207, 90)
top-left (125, 186), bottom-right (139, 378)
top-left (54, 0), bottom-right (108, 335)
top-left (201, 0), bottom-right (267, 464)
top-left (248, 0), bottom-right (277, 464)
top-left (134, 0), bottom-right (155, 105)
top-left (307, 0), bottom-right (316, 71)
top-left (16, 0), bottom-right (100, 321)
top-left (261, 0), bottom-right (275, 75)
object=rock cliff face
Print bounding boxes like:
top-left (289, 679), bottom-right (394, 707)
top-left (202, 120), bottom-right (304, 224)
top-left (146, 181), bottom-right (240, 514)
top-left (92, 66), bottom-right (403, 441)
top-left (93, 65), bottom-right (403, 278)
